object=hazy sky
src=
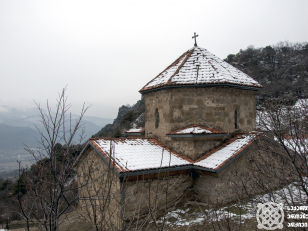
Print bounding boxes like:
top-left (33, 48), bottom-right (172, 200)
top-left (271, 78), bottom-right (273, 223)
top-left (1, 0), bottom-right (307, 119)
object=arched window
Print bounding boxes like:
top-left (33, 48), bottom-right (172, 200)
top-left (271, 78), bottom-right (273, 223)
top-left (234, 109), bottom-right (238, 129)
top-left (155, 108), bottom-right (159, 129)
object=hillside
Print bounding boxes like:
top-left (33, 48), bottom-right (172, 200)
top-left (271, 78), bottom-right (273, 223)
top-left (0, 124), bottom-right (38, 171)
top-left (0, 124), bottom-right (38, 149)
top-left (94, 97), bottom-right (145, 137)
top-left (224, 41), bottom-right (308, 103)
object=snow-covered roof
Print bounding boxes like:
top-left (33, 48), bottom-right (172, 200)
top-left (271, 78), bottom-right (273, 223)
top-left (90, 138), bottom-right (193, 173)
top-left (124, 127), bottom-right (145, 133)
top-left (194, 132), bottom-right (262, 170)
top-left (167, 125), bottom-right (227, 136)
top-left (83, 134), bottom-right (263, 175)
top-left (140, 46), bottom-right (262, 93)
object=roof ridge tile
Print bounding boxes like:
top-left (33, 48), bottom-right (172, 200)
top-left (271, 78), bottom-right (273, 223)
top-left (166, 48), bottom-right (195, 85)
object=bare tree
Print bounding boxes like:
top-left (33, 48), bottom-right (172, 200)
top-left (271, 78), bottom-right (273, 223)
top-left (257, 97), bottom-right (308, 192)
top-left (17, 87), bottom-right (89, 231)
top-left (236, 97), bottom-right (308, 230)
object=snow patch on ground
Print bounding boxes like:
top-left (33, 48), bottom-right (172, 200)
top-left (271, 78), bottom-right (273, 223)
top-left (155, 181), bottom-right (307, 227)
top-left (282, 138), bottom-right (308, 153)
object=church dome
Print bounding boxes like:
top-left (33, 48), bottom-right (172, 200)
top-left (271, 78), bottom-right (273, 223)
top-left (139, 46), bottom-right (262, 94)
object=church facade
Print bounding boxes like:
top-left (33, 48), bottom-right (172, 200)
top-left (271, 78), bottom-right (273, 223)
top-left (75, 43), bottom-right (277, 229)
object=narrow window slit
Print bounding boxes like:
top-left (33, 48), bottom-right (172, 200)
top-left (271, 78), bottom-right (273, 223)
top-left (234, 109), bottom-right (238, 129)
top-left (155, 109), bottom-right (159, 129)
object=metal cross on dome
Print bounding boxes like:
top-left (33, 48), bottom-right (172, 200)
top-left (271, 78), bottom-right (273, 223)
top-left (192, 32), bottom-right (199, 47)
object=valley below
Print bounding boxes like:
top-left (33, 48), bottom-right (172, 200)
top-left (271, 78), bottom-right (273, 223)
top-left (0, 106), bottom-right (113, 175)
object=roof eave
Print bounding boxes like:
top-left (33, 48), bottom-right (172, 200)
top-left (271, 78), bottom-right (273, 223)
top-left (73, 142), bottom-right (91, 168)
top-left (124, 132), bottom-right (145, 136)
top-left (140, 83), bottom-right (262, 95)
top-left (88, 141), bottom-right (122, 177)
top-left (118, 165), bottom-right (193, 178)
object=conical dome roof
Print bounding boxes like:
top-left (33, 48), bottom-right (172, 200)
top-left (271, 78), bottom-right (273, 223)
top-left (140, 46), bottom-right (262, 94)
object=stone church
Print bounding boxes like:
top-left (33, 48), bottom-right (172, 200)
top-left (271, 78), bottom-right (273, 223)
top-left (76, 38), bottom-right (272, 229)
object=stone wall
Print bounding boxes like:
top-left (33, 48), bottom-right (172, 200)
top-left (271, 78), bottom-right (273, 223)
top-left (168, 137), bottom-right (223, 161)
top-left (194, 149), bottom-right (254, 205)
top-left (76, 148), bottom-right (122, 230)
top-left (123, 174), bottom-right (193, 221)
top-left (143, 87), bottom-right (256, 159)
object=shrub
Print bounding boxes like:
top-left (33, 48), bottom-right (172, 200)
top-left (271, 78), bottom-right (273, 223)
top-left (121, 110), bottom-right (135, 125)
top-left (0, 179), bottom-right (12, 191)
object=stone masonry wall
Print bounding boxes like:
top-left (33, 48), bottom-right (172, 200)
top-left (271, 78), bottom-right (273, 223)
top-left (76, 148), bottom-right (122, 230)
top-left (194, 148), bottom-right (254, 205)
top-left (123, 174), bottom-right (193, 221)
top-left (144, 87), bottom-right (256, 159)
top-left (170, 138), bottom-right (223, 161)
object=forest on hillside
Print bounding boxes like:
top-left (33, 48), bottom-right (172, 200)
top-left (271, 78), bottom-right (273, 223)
top-left (224, 41), bottom-right (308, 103)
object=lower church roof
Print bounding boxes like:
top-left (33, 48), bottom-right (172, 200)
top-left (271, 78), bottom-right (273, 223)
top-left (194, 132), bottom-right (262, 171)
top-left (78, 132), bottom-right (262, 177)
top-left (89, 138), bottom-right (193, 173)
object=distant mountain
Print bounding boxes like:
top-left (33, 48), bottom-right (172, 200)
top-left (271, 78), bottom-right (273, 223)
top-left (83, 116), bottom-right (114, 127)
top-left (0, 124), bottom-right (38, 149)
top-left (0, 107), bottom-right (113, 141)
top-left (0, 107), bottom-right (113, 171)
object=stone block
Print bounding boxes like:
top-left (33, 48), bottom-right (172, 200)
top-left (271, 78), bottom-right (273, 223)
top-left (195, 98), bottom-right (203, 105)
top-left (185, 98), bottom-right (194, 105)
